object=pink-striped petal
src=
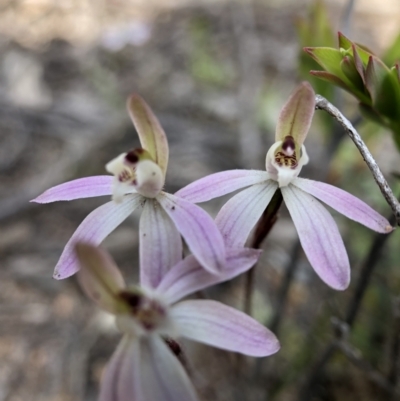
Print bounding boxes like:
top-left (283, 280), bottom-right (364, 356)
top-left (171, 300), bottom-right (280, 357)
top-left (157, 192), bottom-right (226, 274)
top-left (175, 170), bottom-right (270, 203)
top-left (53, 195), bottom-right (142, 280)
top-left (99, 336), bottom-right (142, 401)
top-left (157, 247), bottom-right (261, 304)
top-left (139, 199), bottom-right (183, 289)
top-left (139, 336), bottom-right (198, 401)
top-left (31, 176), bottom-right (113, 203)
top-left (282, 185), bottom-right (350, 290)
top-left (76, 243), bottom-right (126, 313)
top-left (292, 177), bottom-right (393, 233)
top-left (215, 181), bottom-right (278, 248)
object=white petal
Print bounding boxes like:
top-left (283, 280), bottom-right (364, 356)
top-left (139, 199), bottom-right (183, 289)
top-left (157, 248), bottom-right (261, 304)
top-left (215, 181), bottom-right (278, 248)
top-left (171, 300), bottom-right (280, 357)
top-left (54, 194), bottom-right (142, 279)
top-left (140, 335), bottom-right (198, 401)
top-left (292, 177), bottom-right (393, 233)
top-left (157, 192), bottom-right (226, 274)
top-left (282, 185), bottom-right (350, 290)
top-left (99, 336), bottom-right (142, 401)
top-left (175, 170), bottom-right (270, 203)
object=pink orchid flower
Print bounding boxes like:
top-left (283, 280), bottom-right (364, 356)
top-left (32, 95), bottom-right (226, 282)
top-left (75, 243), bottom-right (279, 401)
top-left (176, 82), bottom-right (393, 290)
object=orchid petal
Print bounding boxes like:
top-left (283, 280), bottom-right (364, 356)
top-left (31, 176), bottom-right (113, 203)
top-left (99, 336), bottom-right (142, 401)
top-left (157, 192), bottom-right (226, 274)
top-left (54, 195), bottom-right (142, 280)
top-left (127, 94), bottom-right (169, 176)
top-left (292, 178), bottom-right (393, 233)
top-left (157, 248), bottom-right (262, 304)
top-left (275, 82), bottom-right (315, 146)
top-left (139, 199), bottom-right (183, 289)
top-left (282, 185), bottom-right (350, 290)
top-left (140, 335), bottom-right (198, 401)
top-left (175, 170), bottom-right (270, 203)
top-left (215, 181), bottom-right (278, 248)
top-left (76, 243), bottom-right (126, 313)
top-left (171, 300), bottom-right (280, 357)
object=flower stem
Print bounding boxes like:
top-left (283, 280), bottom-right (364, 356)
top-left (244, 189), bottom-right (283, 315)
top-left (315, 95), bottom-right (400, 226)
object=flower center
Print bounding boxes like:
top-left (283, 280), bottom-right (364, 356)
top-left (265, 135), bottom-right (309, 188)
top-left (274, 136), bottom-right (298, 169)
top-left (116, 288), bottom-right (171, 335)
top-left (106, 148), bottom-right (164, 201)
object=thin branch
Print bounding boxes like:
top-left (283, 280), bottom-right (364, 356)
top-left (337, 340), bottom-right (400, 395)
top-left (315, 95), bottom-right (400, 226)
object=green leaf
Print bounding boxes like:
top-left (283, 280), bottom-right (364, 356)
top-left (358, 103), bottom-right (386, 126)
top-left (341, 56), bottom-right (364, 91)
top-left (353, 43), bottom-right (375, 65)
top-left (304, 47), bottom-right (347, 81)
top-left (352, 45), bottom-right (366, 83)
top-left (338, 31), bottom-right (353, 50)
top-left (365, 56), bottom-right (400, 119)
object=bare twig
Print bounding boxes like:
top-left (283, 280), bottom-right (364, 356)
top-left (337, 340), bottom-right (400, 395)
top-left (315, 95), bottom-right (400, 226)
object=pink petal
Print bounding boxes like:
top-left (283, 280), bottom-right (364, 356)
top-left (157, 192), bottom-right (226, 274)
top-left (171, 300), bottom-right (280, 357)
top-left (292, 177), bottom-right (393, 233)
top-left (215, 181), bottom-right (278, 248)
top-left (127, 94), bottom-right (169, 177)
top-left (175, 170), bottom-right (270, 203)
top-left (76, 243), bottom-right (126, 313)
top-left (139, 199), bottom-right (183, 289)
top-left (53, 195), bottom-right (142, 280)
top-left (157, 247), bottom-right (262, 304)
top-left (139, 336), bottom-right (198, 401)
top-left (282, 185), bottom-right (350, 290)
top-left (31, 176), bottom-right (113, 203)
top-left (99, 336), bottom-right (142, 401)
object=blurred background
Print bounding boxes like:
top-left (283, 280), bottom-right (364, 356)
top-left (1, 0), bottom-right (400, 400)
